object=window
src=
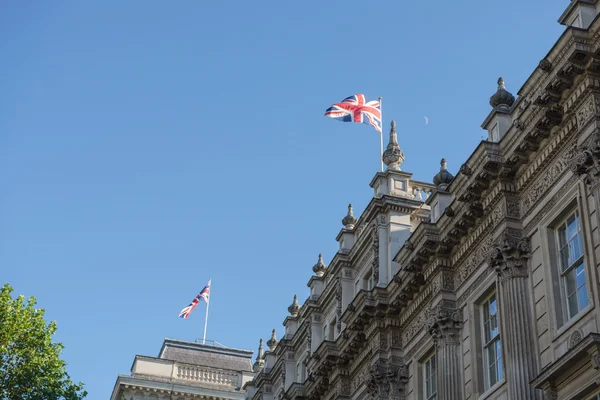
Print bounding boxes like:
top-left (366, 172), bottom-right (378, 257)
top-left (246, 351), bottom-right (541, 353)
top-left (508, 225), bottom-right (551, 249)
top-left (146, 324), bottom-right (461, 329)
top-left (423, 353), bottom-right (436, 400)
top-left (556, 210), bottom-right (588, 320)
top-left (587, 392), bottom-right (600, 400)
top-left (481, 293), bottom-right (503, 389)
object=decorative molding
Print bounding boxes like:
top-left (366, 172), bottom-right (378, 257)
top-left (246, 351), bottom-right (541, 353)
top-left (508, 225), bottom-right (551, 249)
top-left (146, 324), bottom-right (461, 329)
top-left (522, 141), bottom-right (578, 215)
top-left (454, 236), bottom-right (494, 290)
top-left (488, 234), bottom-right (530, 282)
top-left (539, 59), bottom-right (552, 72)
top-left (372, 228), bottom-right (379, 282)
top-left (569, 329), bottom-right (583, 349)
top-left (460, 163), bottom-right (472, 176)
top-left (424, 302), bottom-right (462, 346)
top-left (524, 174), bottom-right (579, 234)
top-left (576, 95), bottom-right (600, 130)
top-left (570, 129), bottom-right (600, 193)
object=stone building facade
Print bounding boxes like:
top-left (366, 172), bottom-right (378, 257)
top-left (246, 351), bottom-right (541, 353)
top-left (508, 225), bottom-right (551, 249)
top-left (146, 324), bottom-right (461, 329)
top-left (110, 339), bottom-right (255, 400)
top-left (244, 2), bottom-right (600, 399)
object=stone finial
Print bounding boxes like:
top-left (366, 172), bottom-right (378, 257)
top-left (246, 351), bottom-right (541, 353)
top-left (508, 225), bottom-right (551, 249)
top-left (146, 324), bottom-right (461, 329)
top-left (312, 253), bottom-right (327, 277)
top-left (433, 158), bottom-right (454, 189)
top-left (253, 338), bottom-right (265, 372)
top-left (288, 294), bottom-right (300, 317)
top-left (258, 338), bottom-right (264, 359)
top-left (266, 329), bottom-right (278, 350)
top-left (342, 203), bottom-right (358, 229)
top-left (489, 77), bottom-right (515, 109)
top-left (382, 120), bottom-right (405, 171)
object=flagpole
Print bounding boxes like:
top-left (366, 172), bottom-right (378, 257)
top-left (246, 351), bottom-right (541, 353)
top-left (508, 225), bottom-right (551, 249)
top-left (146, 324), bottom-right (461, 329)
top-left (378, 97), bottom-right (384, 172)
top-left (202, 280), bottom-right (211, 345)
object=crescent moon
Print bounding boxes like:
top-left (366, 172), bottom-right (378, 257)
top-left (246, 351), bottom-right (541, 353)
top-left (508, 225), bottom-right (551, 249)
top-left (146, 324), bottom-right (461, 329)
top-left (424, 116), bottom-right (429, 126)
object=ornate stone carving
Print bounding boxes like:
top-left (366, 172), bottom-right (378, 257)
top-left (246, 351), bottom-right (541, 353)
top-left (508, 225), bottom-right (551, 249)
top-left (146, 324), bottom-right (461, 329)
top-left (454, 235), bottom-right (494, 289)
top-left (570, 130), bottom-right (600, 193)
top-left (506, 199), bottom-right (520, 218)
top-left (372, 229), bottom-right (380, 283)
top-left (513, 119), bottom-right (525, 130)
top-left (460, 163), bottom-right (472, 176)
top-left (592, 353), bottom-right (600, 385)
top-left (488, 236), bottom-right (530, 281)
top-left (338, 377), bottom-right (352, 396)
top-left (539, 58), bottom-right (552, 72)
top-left (306, 324), bottom-right (312, 356)
top-left (543, 385), bottom-right (558, 400)
top-left (365, 361), bottom-right (387, 399)
top-left (576, 96), bottom-right (600, 130)
top-left (335, 281), bottom-right (343, 332)
top-left (425, 304), bottom-right (463, 346)
top-left (445, 206), bottom-right (455, 217)
top-left (569, 329), bottom-right (583, 348)
top-left (522, 141), bottom-right (578, 215)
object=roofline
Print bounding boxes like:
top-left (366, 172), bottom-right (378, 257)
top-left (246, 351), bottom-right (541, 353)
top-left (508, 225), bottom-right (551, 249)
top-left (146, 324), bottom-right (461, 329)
top-left (159, 338), bottom-right (254, 360)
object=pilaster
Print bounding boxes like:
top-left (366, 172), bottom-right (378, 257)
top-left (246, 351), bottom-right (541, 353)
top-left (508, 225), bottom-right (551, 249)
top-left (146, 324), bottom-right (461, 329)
top-left (488, 234), bottom-right (542, 399)
top-left (425, 301), bottom-right (462, 400)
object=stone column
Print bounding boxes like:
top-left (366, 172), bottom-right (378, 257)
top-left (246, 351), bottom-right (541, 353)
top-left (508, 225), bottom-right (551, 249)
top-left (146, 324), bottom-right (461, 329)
top-left (425, 302), bottom-right (462, 400)
top-left (488, 236), bottom-right (542, 399)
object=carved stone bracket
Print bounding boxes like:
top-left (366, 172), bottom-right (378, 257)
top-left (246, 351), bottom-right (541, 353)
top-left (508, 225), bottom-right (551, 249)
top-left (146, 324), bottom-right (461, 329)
top-left (570, 130), bottom-right (600, 193)
top-left (488, 235), bottom-right (530, 281)
top-left (425, 304), bottom-right (463, 346)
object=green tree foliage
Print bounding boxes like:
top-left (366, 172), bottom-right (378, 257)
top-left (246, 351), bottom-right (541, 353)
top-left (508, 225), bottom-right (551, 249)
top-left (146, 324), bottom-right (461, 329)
top-left (0, 283), bottom-right (87, 400)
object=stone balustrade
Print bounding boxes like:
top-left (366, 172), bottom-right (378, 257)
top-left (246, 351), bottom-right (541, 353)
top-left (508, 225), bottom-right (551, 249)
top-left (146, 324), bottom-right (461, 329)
top-left (176, 364), bottom-right (241, 387)
top-left (411, 182), bottom-right (435, 201)
top-left (131, 356), bottom-right (243, 389)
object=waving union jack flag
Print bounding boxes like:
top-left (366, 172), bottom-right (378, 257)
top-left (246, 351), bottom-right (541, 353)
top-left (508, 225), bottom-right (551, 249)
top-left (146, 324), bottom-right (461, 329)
top-left (179, 279), bottom-right (211, 319)
top-left (324, 94), bottom-right (382, 133)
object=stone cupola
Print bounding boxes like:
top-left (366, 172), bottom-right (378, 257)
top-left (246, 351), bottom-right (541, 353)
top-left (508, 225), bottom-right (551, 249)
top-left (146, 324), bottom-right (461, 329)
top-left (433, 158), bottom-right (454, 190)
top-left (382, 121), bottom-right (405, 171)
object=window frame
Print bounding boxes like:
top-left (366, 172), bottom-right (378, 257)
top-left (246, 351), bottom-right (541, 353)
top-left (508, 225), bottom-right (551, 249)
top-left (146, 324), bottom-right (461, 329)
top-left (480, 291), bottom-right (503, 390)
top-left (554, 209), bottom-right (588, 321)
top-left (423, 352), bottom-right (437, 400)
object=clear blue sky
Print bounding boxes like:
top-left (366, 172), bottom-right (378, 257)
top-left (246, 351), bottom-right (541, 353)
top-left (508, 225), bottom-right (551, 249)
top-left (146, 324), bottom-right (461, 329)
top-left (1, 1), bottom-right (568, 398)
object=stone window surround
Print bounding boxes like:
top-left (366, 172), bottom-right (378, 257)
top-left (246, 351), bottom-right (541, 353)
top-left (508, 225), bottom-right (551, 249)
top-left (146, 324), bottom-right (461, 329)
top-left (537, 182), bottom-right (597, 341)
top-left (463, 272), bottom-right (507, 400)
top-left (413, 346), bottom-right (437, 400)
top-left (423, 352), bottom-right (437, 400)
top-left (480, 291), bottom-right (503, 391)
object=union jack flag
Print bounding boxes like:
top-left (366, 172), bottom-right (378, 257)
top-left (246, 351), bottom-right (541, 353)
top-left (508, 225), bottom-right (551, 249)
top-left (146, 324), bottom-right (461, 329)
top-left (324, 94), bottom-right (382, 133)
top-left (179, 280), bottom-right (211, 319)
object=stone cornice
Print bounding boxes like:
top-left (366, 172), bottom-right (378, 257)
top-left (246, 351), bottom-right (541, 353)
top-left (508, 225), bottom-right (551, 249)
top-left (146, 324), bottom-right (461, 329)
top-left (531, 333), bottom-right (600, 391)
